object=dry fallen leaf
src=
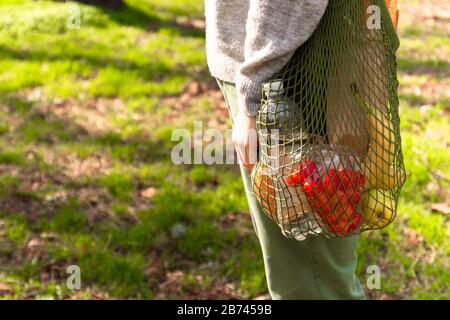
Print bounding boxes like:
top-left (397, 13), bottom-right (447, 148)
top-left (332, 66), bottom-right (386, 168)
top-left (140, 187), bottom-right (158, 199)
top-left (27, 237), bottom-right (45, 249)
top-left (0, 283), bottom-right (13, 295)
top-left (25, 237), bottom-right (46, 259)
top-left (175, 17), bottom-right (206, 30)
top-left (40, 232), bottom-right (58, 241)
top-left (159, 270), bottom-right (184, 291)
top-left (431, 202), bottom-right (450, 215)
top-left (404, 229), bottom-right (424, 247)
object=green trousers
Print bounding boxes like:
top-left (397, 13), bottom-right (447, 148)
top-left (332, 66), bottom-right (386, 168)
top-left (217, 80), bottom-right (366, 300)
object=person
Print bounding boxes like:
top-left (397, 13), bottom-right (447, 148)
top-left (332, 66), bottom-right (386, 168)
top-left (205, 0), bottom-right (366, 300)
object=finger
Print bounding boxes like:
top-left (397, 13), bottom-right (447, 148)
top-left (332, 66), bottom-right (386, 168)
top-left (243, 148), bottom-right (256, 172)
top-left (235, 142), bottom-right (246, 167)
top-left (242, 141), bottom-right (250, 168)
top-left (237, 142), bottom-right (252, 171)
top-left (247, 129), bottom-right (259, 166)
top-left (244, 162), bottom-right (254, 172)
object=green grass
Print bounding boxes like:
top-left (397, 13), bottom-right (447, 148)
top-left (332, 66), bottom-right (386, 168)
top-left (0, 0), bottom-right (448, 300)
top-left (98, 171), bottom-right (134, 200)
top-left (0, 149), bottom-right (26, 165)
top-left (49, 200), bottom-right (89, 233)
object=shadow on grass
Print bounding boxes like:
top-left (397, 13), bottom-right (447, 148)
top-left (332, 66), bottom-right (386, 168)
top-left (0, 42), bottom-right (210, 85)
top-left (0, 44), bottom-right (186, 83)
top-left (0, 95), bottom-right (174, 297)
top-left (69, 0), bottom-right (205, 37)
top-left (398, 57), bottom-right (450, 78)
top-left (14, 108), bottom-right (169, 163)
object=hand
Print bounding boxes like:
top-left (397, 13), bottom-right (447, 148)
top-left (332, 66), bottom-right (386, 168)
top-left (232, 110), bottom-right (258, 171)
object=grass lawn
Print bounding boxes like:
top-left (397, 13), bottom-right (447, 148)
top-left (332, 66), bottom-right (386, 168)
top-left (0, 0), bottom-right (448, 299)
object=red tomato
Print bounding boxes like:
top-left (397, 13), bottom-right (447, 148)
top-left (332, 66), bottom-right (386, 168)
top-left (330, 223), bottom-right (346, 235)
top-left (344, 202), bottom-right (356, 215)
top-left (315, 193), bottom-right (332, 215)
top-left (325, 212), bottom-right (338, 226)
top-left (316, 172), bottom-right (333, 196)
top-left (345, 168), bottom-right (354, 179)
top-left (285, 175), bottom-right (293, 186)
top-left (328, 168), bottom-right (337, 176)
top-left (345, 188), bottom-right (362, 205)
top-left (299, 170), bottom-right (307, 183)
top-left (300, 160), bottom-right (317, 176)
top-left (315, 179), bottom-right (325, 195)
top-left (330, 196), bottom-right (359, 235)
top-left (321, 173), bottom-right (336, 196)
top-left (346, 212), bottom-right (363, 233)
top-left (341, 191), bottom-right (351, 208)
top-left (338, 168), bottom-right (351, 191)
top-left (332, 211), bottom-right (355, 236)
top-left (329, 169), bottom-right (340, 188)
top-left (302, 179), bottom-right (315, 197)
top-left (351, 170), bottom-right (360, 188)
top-left (321, 175), bottom-right (330, 188)
top-left (291, 172), bottom-right (301, 185)
top-left (359, 172), bottom-right (366, 186)
top-left (299, 160), bottom-right (308, 172)
top-left (328, 189), bottom-right (347, 209)
top-left (328, 214), bottom-right (349, 235)
top-left (352, 189), bottom-right (362, 205)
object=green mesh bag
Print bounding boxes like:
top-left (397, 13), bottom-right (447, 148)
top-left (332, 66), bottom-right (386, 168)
top-left (251, 0), bottom-right (406, 240)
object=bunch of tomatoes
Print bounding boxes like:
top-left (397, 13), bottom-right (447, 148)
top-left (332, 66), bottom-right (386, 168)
top-left (285, 159), bottom-right (365, 236)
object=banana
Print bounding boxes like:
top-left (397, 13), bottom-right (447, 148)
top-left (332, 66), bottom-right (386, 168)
top-left (362, 189), bottom-right (395, 228)
top-left (363, 152), bottom-right (406, 190)
top-left (351, 84), bottom-right (405, 189)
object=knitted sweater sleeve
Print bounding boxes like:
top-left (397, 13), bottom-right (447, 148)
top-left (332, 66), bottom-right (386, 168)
top-left (236, 0), bottom-right (328, 116)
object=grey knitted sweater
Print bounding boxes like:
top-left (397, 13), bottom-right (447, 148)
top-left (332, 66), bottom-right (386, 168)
top-left (205, 0), bottom-right (329, 116)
